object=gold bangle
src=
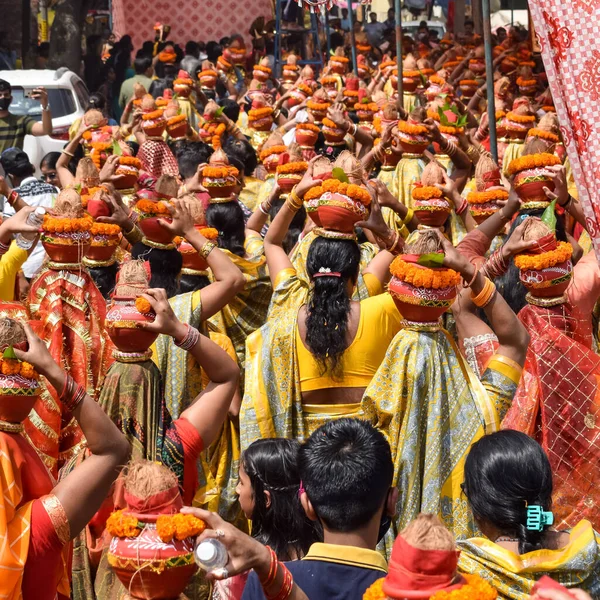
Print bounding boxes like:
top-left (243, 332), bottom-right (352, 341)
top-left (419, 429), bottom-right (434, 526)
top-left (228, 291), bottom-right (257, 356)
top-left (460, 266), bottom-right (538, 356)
top-left (401, 208), bottom-right (414, 227)
top-left (287, 186), bottom-right (303, 211)
top-left (199, 241), bottom-right (216, 259)
top-left (61, 149), bottom-right (74, 158)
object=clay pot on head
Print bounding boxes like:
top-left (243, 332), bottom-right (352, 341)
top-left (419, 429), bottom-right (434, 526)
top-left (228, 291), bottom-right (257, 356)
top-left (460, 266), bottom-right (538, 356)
top-left (199, 74), bottom-right (217, 88)
top-left (413, 199), bottom-right (452, 228)
top-left (138, 216), bottom-right (175, 245)
top-left (42, 237), bottom-right (91, 263)
top-left (513, 168), bottom-right (555, 203)
top-left (106, 296), bottom-right (159, 353)
top-left (288, 89), bottom-right (308, 108)
top-left (322, 124), bottom-right (346, 144)
top-left (519, 260), bottom-right (573, 298)
top-left (295, 129), bottom-right (318, 147)
top-left (142, 118), bottom-right (167, 138)
top-left (87, 195), bottom-right (111, 219)
top-left (179, 239), bottom-right (209, 272)
top-left (167, 117), bottom-right (188, 140)
top-left (85, 235), bottom-right (120, 262)
top-left (276, 173), bottom-right (303, 193)
top-left (0, 376), bottom-right (40, 423)
top-left (397, 133), bottom-right (429, 156)
top-left (306, 192), bottom-right (369, 233)
top-left (403, 76), bottom-right (419, 93)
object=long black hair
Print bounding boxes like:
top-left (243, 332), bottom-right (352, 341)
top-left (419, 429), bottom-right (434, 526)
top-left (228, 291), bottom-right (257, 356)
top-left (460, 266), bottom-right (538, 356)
top-left (206, 202), bottom-right (246, 257)
top-left (269, 198), bottom-right (306, 255)
top-left (131, 242), bottom-right (182, 298)
top-left (305, 237), bottom-right (361, 377)
top-left (242, 439), bottom-right (321, 560)
top-left (496, 208), bottom-right (568, 315)
top-left (463, 430), bottom-right (554, 555)
top-left (88, 262), bottom-right (118, 300)
top-left (178, 273), bottom-right (211, 294)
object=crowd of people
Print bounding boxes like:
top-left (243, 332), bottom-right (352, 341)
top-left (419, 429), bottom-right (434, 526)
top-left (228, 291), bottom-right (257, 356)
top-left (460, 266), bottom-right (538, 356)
top-left (0, 12), bottom-right (599, 600)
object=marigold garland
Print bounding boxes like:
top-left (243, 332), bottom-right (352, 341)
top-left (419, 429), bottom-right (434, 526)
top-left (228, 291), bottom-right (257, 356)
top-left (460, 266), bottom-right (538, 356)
top-left (297, 83), bottom-right (313, 96)
top-left (429, 574), bottom-right (498, 600)
top-left (542, 105), bottom-right (555, 112)
top-left (412, 186), bottom-right (444, 201)
top-left (307, 100), bottom-right (331, 111)
top-left (496, 110), bottom-right (506, 120)
top-left (296, 122), bottom-right (320, 134)
top-left (520, 60), bottom-right (536, 68)
top-left (142, 110), bottom-right (164, 121)
top-left (118, 156), bottom-right (142, 168)
top-left (390, 257), bottom-right (461, 289)
top-left (199, 69), bottom-right (218, 79)
top-left (228, 47), bottom-right (246, 56)
top-left (253, 64), bottom-right (271, 74)
top-left (200, 121), bottom-right (227, 149)
top-left (91, 223), bottom-right (121, 236)
top-left (354, 102), bottom-right (378, 113)
top-left (397, 120), bottom-right (428, 136)
top-left (429, 75), bottom-right (446, 86)
top-left (134, 199), bottom-right (172, 215)
top-left (362, 578), bottom-right (385, 600)
top-left (174, 77), bottom-right (193, 86)
top-left (167, 115), bottom-right (187, 126)
top-left (467, 189), bottom-right (509, 205)
top-left (276, 161), bottom-right (308, 175)
top-left (321, 76), bottom-right (338, 85)
top-left (459, 79), bottom-right (478, 86)
top-left (43, 215), bottom-right (93, 233)
top-left (202, 165), bottom-right (240, 178)
top-left (135, 297), bottom-right (153, 314)
top-left (158, 50), bottom-right (177, 63)
top-left (343, 90), bottom-right (359, 97)
top-left (402, 69), bottom-right (421, 78)
top-left (198, 227), bottom-right (219, 240)
top-left (380, 60), bottom-right (396, 70)
top-left (514, 241), bottom-right (573, 271)
top-left (322, 117), bottom-right (343, 130)
top-left (106, 510), bottom-right (139, 538)
top-left (330, 56), bottom-right (349, 63)
top-left (0, 358), bottom-right (38, 379)
top-left (527, 128), bottom-right (559, 143)
top-left (260, 145), bottom-right (288, 161)
top-left (507, 152), bottom-right (561, 175)
top-left (156, 513), bottom-right (206, 543)
top-left (248, 107), bottom-right (274, 120)
top-left (516, 77), bottom-right (537, 87)
top-left (506, 111), bottom-right (535, 124)
top-left (304, 179), bottom-right (372, 206)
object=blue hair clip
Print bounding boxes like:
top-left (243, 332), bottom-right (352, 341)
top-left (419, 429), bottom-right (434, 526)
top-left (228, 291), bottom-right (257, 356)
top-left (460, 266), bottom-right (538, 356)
top-left (526, 505), bottom-right (554, 531)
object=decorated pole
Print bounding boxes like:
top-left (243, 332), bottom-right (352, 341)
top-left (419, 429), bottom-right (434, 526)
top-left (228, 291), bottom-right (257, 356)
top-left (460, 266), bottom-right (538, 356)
top-left (394, 0), bottom-right (403, 107)
top-left (347, 0), bottom-right (358, 74)
top-left (482, 0), bottom-right (498, 162)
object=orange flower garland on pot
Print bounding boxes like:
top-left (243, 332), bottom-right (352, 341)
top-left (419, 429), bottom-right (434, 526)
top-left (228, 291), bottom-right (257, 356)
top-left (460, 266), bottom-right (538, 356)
top-left (115, 156), bottom-right (142, 189)
top-left (133, 175), bottom-right (178, 247)
top-left (295, 122), bottom-right (320, 148)
top-left (412, 162), bottom-right (452, 228)
top-left (467, 154), bottom-right (508, 224)
top-left (508, 151), bottom-right (561, 206)
top-left (396, 119), bottom-right (430, 155)
top-left (201, 149), bottom-right (240, 201)
top-left (276, 160), bottom-right (308, 192)
top-left (84, 221), bottom-right (122, 266)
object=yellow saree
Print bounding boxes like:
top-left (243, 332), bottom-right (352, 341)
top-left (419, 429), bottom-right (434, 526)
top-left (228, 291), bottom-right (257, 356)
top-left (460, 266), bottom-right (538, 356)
top-left (457, 520), bottom-right (600, 599)
top-left (361, 323), bottom-right (519, 540)
top-left (239, 176), bottom-right (264, 213)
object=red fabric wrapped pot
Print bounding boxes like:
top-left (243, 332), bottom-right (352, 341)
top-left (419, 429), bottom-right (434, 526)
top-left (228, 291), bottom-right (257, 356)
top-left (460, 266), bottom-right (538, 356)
top-left (106, 297), bottom-right (158, 353)
top-left (87, 196), bottom-right (111, 219)
top-left (0, 375), bottom-right (40, 423)
top-left (108, 513), bottom-right (197, 600)
top-left (413, 199), bottom-right (452, 227)
top-left (519, 260), bottom-right (573, 298)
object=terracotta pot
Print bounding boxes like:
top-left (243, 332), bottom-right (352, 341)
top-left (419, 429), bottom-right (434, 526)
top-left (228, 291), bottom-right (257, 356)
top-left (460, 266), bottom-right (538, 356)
top-left (202, 180), bottom-right (236, 200)
top-left (397, 133), bottom-right (429, 155)
top-left (403, 77), bottom-right (419, 93)
top-left (322, 124), bottom-right (346, 144)
top-left (514, 168), bottom-right (555, 203)
top-left (460, 84), bottom-right (478, 98)
top-left (470, 60), bottom-right (486, 75)
top-left (253, 69), bottom-right (270, 82)
top-left (330, 63), bottom-right (346, 75)
top-left (114, 167), bottom-right (139, 189)
top-left (500, 59), bottom-right (517, 74)
top-left (388, 268), bottom-right (457, 322)
top-left (173, 83), bottom-right (192, 97)
top-left (87, 196), bottom-right (111, 219)
top-left (199, 75), bottom-right (217, 88)
top-left (295, 129), bottom-right (318, 147)
top-left (86, 235), bottom-right (120, 262)
top-left (167, 121), bottom-right (188, 139)
top-left (276, 173), bottom-right (303, 193)
top-left (138, 216), bottom-right (175, 245)
top-left (288, 89), bottom-right (307, 108)
top-left (106, 297), bottom-right (159, 353)
top-left (42, 237), bottom-right (91, 263)
top-left (307, 192), bottom-right (368, 233)
top-left (108, 513), bottom-right (197, 600)
top-left (519, 260), bottom-right (572, 298)
top-left (413, 200), bottom-right (451, 228)
top-left (0, 375), bottom-right (40, 423)
top-left (309, 109), bottom-right (327, 123)
top-left (470, 207), bottom-right (500, 225)
top-left (282, 68), bottom-right (298, 82)
top-left (262, 153), bottom-right (283, 173)
top-left (356, 110), bottom-right (374, 122)
top-left (250, 118), bottom-right (273, 132)
top-left (179, 238), bottom-right (209, 272)
top-left (142, 120), bottom-right (166, 137)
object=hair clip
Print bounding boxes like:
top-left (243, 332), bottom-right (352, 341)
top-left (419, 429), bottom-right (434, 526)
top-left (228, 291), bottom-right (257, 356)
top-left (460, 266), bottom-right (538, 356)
top-left (298, 480), bottom-right (306, 498)
top-left (526, 505), bottom-right (553, 531)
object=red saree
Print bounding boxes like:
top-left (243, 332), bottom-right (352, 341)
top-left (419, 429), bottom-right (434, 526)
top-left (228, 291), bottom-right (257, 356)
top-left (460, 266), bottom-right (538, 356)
top-left (502, 302), bottom-right (600, 529)
top-left (27, 268), bottom-right (114, 475)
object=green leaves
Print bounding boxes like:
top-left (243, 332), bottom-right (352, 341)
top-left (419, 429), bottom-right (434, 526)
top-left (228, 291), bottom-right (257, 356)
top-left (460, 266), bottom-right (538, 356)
top-left (3, 346), bottom-right (16, 359)
top-left (417, 252), bottom-right (445, 268)
top-left (112, 140), bottom-right (122, 156)
top-left (331, 167), bottom-right (349, 183)
top-left (541, 198), bottom-right (557, 232)
top-left (214, 106), bottom-right (225, 117)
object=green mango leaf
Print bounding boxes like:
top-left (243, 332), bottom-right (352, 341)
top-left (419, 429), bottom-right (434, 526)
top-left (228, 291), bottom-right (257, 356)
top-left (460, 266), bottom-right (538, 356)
top-left (417, 252), bottom-right (445, 268)
top-left (74, 183), bottom-right (82, 194)
top-left (112, 140), bottom-right (122, 156)
top-left (215, 106), bottom-right (225, 117)
top-left (419, 71), bottom-right (427, 86)
top-left (3, 346), bottom-right (16, 359)
top-left (437, 106), bottom-right (446, 125)
top-left (541, 198), bottom-right (557, 232)
top-left (331, 167), bottom-right (349, 183)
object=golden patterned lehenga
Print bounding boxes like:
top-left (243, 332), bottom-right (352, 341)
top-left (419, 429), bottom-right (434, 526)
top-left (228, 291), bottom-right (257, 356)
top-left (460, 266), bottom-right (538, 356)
top-left (239, 175), bottom-right (264, 214)
top-left (362, 321), bottom-right (521, 542)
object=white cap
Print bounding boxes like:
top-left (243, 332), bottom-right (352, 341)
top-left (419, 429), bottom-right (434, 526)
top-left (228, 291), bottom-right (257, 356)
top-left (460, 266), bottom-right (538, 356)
top-left (196, 542), bottom-right (217, 562)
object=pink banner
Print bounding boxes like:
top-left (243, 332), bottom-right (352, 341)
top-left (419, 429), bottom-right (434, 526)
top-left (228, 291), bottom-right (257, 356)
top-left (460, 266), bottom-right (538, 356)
top-left (112, 0), bottom-right (272, 52)
top-left (528, 0), bottom-right (600, 260)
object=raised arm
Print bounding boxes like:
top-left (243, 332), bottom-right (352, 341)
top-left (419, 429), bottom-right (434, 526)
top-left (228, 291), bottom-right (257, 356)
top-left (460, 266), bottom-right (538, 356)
top-left (30, 87), bottom-right (52, 136)
top-left (544, 164), bottom-right (587, 229)
top-left (264, 157), bottom-right (320, 285)
top-left (56, 125), bottom-right (90, 188)
top-left (15, 324), bottom-right (130, 540)
top-left (439, 233), bottom-right (529, 367)
top-left (247, 183), bottom-right (281, 234)
top-left (158, 198), bottom-right (245, 320)
top-left (140, 289), bottom-right (240, 448)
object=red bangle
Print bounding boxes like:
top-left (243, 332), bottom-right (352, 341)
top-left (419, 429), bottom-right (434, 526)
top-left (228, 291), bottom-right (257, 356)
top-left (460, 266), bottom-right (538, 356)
top-left (7, 190), bottom-right (18, 207)
top-left (265, 564), bottom-right (293, 600)
top-left (259, 546), bottom-right (278, 587)
top-left (455, 198), bottom-right (469, 215)
top-left (462, 263), bottom-right (479, 289)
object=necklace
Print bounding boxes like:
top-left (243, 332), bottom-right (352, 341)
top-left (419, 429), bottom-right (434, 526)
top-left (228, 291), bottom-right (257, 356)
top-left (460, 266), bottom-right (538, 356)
top-left (495, 536), bottom-right (519, 543)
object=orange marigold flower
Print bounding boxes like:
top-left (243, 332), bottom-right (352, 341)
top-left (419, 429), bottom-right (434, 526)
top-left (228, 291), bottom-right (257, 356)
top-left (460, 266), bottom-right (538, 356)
top-left (390, 257), bottom-right (461, 289)
top-left (142, 110), bottom-right (164, 121)
top-left (135, 297), bottom-right (153, 314)
top-left (429, 75), bottom-right (446, 86)
top-left (517, 77), bottom-right (537, 87)
top-left (248, 107), bottom-right (274, 120)
top-left (343, 90), bottom-right (359, 97)
top-left (330, 56), bottom-right (349, 63)
top-left (397, 120), bottom-right (429, 136)
top-left (253, 64), bottom-right (272, 74)
top-left (276, 161), bottom-right (308, 175)
top-left (459, 79), bottom-right (478, 86)
top-left (119, 156), bottom-right (142, 168)
top-left (259, 145), bottom-right (288, 161)
top-left (198, 227), bottom-right (219, 240)
top-left (91, 223), bottom-right (121, 236)
top-left (43, 215), bottom-right (93, 233)
top-left (174, 77), bottom-right (193, 86)
top-left (106, 510), bottom-right (140, 538)
top-left (1, 359), bottom-right (20, 376)
top-left (402, 69), bottom-right (421, 78)
top-left (363, 578), bottom-right (386, 600)
top-left (527, 128), bottom-right (559, 143)
top-left (320, 76), bottom-right (338, 85)
top-left (354, 102), bottom-right (378, 113)
top-left (306, 100), bottom-right (331, 112)
top-left (507, 152), bottom-right (561, 175)
top-left (506, 111), bottom-right (536, 124)
top-left (322, 117), bottom-right (342, 130)
top-left (514, 241), bottom-right (573, 271)
top-left (172, 513), bottom-right (206, 540)
top-left (412, 186), bottom-right (443, 201)
top-left (134, 199), bottom-right (172, 215)
top-left (312, 178), bottom-right (371, 206)
top-left (156, 515), bottom-right (177, 542)
top-left (304, 185), bottom-right (324, 201)
top-left (202, 165), bottom-right (240, 178)
top-left (380, 60), bottom-right (396, 70)
top-left (167, 114), bottom-right (187, 126)
top-left (199, 69), bottom-right (218, 79)
top-left (296, 122), bottom-right (320, 134)
top-left (296, 83), bottom-right (313, 96)
top-left (467, 189), bottom-right (509, 205)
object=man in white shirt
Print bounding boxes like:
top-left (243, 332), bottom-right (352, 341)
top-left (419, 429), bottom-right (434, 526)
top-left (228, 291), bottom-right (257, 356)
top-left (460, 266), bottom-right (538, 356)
top-left (0, 148), bottom-right (56, 282)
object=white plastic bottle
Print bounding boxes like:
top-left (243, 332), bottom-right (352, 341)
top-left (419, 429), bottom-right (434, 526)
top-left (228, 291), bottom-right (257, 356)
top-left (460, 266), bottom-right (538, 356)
top-left (14, 207), bottom-right (46, 250)
top-left (194, 538), bottom-right (228, 571)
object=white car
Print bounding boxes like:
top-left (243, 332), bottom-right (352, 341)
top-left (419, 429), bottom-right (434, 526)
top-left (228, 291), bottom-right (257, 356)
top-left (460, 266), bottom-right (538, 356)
top-left (0, 68), bottom-right (89, 172)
